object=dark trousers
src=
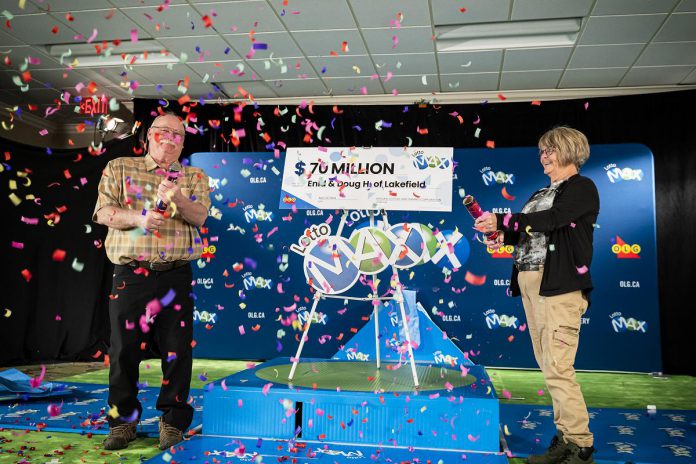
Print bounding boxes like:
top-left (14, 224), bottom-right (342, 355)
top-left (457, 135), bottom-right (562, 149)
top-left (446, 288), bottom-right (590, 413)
top-left (107, 263), bottom-right (194, 431)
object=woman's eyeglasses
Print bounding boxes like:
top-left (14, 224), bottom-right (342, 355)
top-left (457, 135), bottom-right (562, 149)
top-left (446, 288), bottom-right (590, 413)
top-left (538, 146), bottom-right (557, 157)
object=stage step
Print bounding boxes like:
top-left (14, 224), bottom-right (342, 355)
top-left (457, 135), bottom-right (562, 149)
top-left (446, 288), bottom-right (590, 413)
top-left (203, 358), bottom-right (500, 453)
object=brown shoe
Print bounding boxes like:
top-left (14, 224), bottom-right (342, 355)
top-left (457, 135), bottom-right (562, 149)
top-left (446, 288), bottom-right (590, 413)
top-left (528, 430), bottom-right (569, 464)
top-left (158, 417), bottom-right (183, 450)
top-left (103, 422), bottom-right (137, 450)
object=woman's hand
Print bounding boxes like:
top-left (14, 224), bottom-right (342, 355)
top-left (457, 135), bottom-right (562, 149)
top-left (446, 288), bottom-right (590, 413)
top-left (474, 212), bottom-right (498, 233)
top-left (483, 232), bottom-right (505, 250)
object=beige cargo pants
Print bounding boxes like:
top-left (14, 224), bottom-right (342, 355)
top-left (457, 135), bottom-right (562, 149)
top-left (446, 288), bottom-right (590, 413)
top-left (517, 269), bottom-right (594, 448)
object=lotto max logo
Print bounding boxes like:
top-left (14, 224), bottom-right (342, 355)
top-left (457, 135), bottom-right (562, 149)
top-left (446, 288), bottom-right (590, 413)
top-left (604, 164), bottom-right (644, 183)
top-left (410, 150), bottom-right (451, 170)
top-left (611, 236), bottom-right (641, 258)
top-left (481, 167), bottom-right (515, 186)
top-left (610, 312), bottom-right (647, 333)
top-left (487, 245), bottom-right (514, 258)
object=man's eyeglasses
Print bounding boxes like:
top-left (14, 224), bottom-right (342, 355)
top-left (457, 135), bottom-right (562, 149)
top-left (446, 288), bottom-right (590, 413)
top-left (151, 126), bottom-right (185, 138)
top-left (538, 146), bottom-right (557, 157)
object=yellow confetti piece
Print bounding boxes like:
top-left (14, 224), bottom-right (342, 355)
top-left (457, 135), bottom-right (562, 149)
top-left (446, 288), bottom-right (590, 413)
top-left (9, 179), bottom-right (17, 190)
top-left (107, 405), bottom-right (120, 419)
top-left (3, 308), bottom-right (11, 318)
top-left (9, 193), bottom-right (21, 206)
top-left (504, 424), bottom-right (511, 436)
top-left (525, 225), bottom-right (533, 235)
top-left (239, 302), bottom-right (246, 310)
top-left (486, 386), bottom-right (491, 395)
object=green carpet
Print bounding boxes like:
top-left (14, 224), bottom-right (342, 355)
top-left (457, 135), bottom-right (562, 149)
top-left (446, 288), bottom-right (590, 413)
top-left (1, 359), bottom-right (694, 463)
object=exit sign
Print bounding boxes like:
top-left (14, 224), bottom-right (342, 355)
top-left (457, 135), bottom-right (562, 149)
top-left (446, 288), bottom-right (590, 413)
top-left (79, 97), bottom-right (108, 115)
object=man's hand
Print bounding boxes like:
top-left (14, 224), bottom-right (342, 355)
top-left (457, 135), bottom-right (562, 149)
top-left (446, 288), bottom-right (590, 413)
top-left (483, 232), bottom-right (505, 250)
top-left (157, 179), bottom-right (186, 208)
top-left (140, 210), bottom-right (165, 232)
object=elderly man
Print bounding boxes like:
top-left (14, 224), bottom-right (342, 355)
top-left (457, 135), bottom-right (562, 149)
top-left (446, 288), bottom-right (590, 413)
top-left (93, 112), bottom-right (210, 451)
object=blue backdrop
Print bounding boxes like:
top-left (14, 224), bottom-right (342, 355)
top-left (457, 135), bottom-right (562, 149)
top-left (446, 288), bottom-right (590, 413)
top-left (189, 144), bottom-right (660, 372)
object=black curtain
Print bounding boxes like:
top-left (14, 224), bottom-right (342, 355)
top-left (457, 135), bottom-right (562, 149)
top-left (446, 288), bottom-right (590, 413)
top-left (3, 90), bottom-right (695, 375)
top-left (0, 138), bottom-right (136, 364)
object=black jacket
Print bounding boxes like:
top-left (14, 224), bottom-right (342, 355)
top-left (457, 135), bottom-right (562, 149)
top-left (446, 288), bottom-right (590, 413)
top-left (495, 174), bottom-right (599, 301)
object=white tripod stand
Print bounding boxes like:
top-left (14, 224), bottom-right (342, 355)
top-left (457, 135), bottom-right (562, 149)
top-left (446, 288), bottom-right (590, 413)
top-left (287, 209), bottom-right (421, 387)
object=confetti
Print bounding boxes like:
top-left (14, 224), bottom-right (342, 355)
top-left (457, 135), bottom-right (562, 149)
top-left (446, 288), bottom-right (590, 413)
top-left (464, 271), bottom-right (486, 286)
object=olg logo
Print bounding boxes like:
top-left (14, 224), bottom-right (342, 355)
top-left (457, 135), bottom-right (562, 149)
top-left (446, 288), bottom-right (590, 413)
top-left (611, 236), bottom-right (640, 258)
top-left (480, 167), bottom-right (515, 186)
top-left (610, 312), bottom-right (647, 333)
top-left (488, 244), bottom-right (514, 258)
top-left (484, 309), bottom-right (518, 329)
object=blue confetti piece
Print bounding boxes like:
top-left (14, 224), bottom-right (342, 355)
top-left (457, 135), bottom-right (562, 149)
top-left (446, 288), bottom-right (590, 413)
top-left (252, 43), bottom-right (268, 50)
top-left (160, 288), bottom-right (176, 307)
top-left (321, 66), bottom-right (327, 74)
top-left (224, 47), bottom-right (231, 55)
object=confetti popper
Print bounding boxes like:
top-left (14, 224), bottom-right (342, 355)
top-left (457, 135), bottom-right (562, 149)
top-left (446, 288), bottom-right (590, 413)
top-left (463, 195), bottom-right (499, 241)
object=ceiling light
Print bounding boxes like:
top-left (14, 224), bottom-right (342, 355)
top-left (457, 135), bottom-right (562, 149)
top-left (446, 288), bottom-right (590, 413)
top-left (46, 40), bottom-right (177, 67)
top-left (48, 40), bottom-right (163, 56)
top-left (435, 18), bottom-right (581, 52)
top-left (68, 53), bottom-right (178, 68)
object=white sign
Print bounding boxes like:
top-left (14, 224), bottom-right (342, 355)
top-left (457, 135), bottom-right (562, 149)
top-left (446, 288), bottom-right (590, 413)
top-left (279, 147), bottom-right (453, 211)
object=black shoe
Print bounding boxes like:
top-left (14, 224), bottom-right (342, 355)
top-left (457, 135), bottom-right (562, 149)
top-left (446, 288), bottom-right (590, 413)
top-left (103, 422), bottom-right (137, 450)
top-left (158, 417), bottom-right (184, 450)
top-left (558, 442), bottom-right (595, 464)
top-left (528, 430), bottom-right (568, 464)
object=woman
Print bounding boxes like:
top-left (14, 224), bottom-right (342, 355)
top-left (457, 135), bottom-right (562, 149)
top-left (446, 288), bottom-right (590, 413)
top-left (475, 126), bottom-right (599, 464)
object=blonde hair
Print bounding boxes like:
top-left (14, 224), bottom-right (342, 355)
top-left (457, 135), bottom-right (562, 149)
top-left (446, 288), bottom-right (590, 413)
top-left (538, 126), bottom-right (590, 169)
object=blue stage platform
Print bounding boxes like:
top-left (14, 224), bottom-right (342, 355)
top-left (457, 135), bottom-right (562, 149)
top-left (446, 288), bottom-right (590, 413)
top-left (144, 435), bottom-right (508, 464)
top-left (202, 357), bottom-right (501, 454)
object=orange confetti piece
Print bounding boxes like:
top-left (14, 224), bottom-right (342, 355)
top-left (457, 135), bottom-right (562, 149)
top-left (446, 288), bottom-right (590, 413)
top-left (464, 271), bottom-right (486, 286)
top-left (501, 186), bottom-right (515, 201)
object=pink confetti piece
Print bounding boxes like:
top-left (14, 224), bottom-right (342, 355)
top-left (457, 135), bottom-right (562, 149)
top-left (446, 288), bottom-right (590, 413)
top-left (29, 365), bottom-right (46, 389)
top-left (238, 325), bottom-right (246, 335)
top-left (47, 402), bottom-right (63, 417)
top-left (502, 389), bottom-right (512, 399)
top-left (570, 222), bottom-right (576, 228)
top-left (444, 382), bottom-right (454, 391)
top-left (537, 389), bottom-right (545, 396)
top-left (262, 382), bottom-right (273, 396)
top-left (11, 241), bottom-right (24, 249)
top-left (86, 28), bottom-right (98, 43)
top-left (130, 28), bottom-right (138, 42)
top-left (237, 399), bottom-right (243, 407)
top-left (39, 129), bottom-right (48, 136)
top-left (576, 265), bottom-right (588, 274)
top-left (467, 433), bottom-right (480, 442)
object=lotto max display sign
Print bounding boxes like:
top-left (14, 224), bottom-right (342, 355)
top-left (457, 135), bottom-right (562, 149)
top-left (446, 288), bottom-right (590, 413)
top-left (280, 147), bottom-right (453, 211)
top-left (190, 144), bottom-right (660, 372)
